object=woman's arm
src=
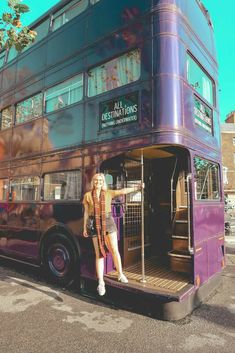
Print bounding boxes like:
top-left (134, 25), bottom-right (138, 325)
top-left (83, 203), bottom-right (89, 237)
top-left (112, 184), bottom-right (144, 196)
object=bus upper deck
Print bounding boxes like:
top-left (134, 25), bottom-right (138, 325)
top-left (0, 0), bottom-right (219, 159)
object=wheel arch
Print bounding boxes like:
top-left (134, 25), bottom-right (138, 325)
top-left (39, 223), bottom-right (81, 264)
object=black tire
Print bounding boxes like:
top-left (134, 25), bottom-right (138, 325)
top-left (42, 233), bottom-right (78, 287)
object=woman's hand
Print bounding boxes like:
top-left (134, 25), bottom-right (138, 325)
top-left (83, 228), bottom-right (89, 238)
top-left (134, 183), bottom-right (145, 191)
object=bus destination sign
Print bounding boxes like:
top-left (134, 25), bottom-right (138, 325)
top-left (100, 92), bottom-right (138, 130)
top-left (194, 96), bottom-right (213, 134)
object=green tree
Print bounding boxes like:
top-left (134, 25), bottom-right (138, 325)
top-left (0, 0), bottom-right (37, 52)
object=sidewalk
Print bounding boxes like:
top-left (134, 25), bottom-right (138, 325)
top-left (225, 234), bottom-right (235, 255)
top-left (225, 235), bottom-right (235, 243)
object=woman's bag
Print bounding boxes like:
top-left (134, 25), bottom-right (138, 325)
top-left (86, 216), bottom-right (96, 236)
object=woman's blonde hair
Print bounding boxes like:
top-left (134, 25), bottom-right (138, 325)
top-left (90, 173), bottom-right (107, 191)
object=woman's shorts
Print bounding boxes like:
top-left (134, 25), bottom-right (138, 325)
top-left (90, 213), bottom-right (117, 238)
top-left (105, 213), bottom-right (117, 234)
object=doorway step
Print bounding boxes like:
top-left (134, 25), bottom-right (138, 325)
top-left (105, 257), bottom-right (190, 295)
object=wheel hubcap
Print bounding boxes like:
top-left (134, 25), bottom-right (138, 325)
top-left (48, 244), bottom-right (70, 277)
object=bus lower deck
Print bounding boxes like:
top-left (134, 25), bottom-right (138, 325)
top-left (79, 145), bottom-right (223, 320)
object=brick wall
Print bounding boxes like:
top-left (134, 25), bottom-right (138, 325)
top-left (221, 131), bottom-right (235, 192)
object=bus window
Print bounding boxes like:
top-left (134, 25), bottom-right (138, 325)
top-left (186, 53), bottom-right (214, 106)
top-left (104, 173), bottom-right (113, 189)
top-left (0, 51), bottom-right (6, 69)
top-left (10, 177), bottom-right (40, 201)
top-left (0, 106), bottom-right (13, 130)
top-left (0, 179), bottom-right (9, 201)
top-left (194, 157), bottom-right (220, 200)
top-left (16, 93), bottom-right (43, 124)
top-left (52, 0), bottom-right (88, 32)
top-left (45, 74), bottom-right (83, 113)
top-left (88, 49), bottom-right (141, 97)
top-left (43, 170), bottom-right (82, 200)
top-left (7, 47), bottom-right (18, 63)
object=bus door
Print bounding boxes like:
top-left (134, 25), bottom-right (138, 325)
top-left (124, 147), bottom-right (192, 274)
top-left (121, 157), bottom-right (151, 267)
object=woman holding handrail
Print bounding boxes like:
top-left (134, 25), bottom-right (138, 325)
top-left (83, 173), bottom-right (142, 296)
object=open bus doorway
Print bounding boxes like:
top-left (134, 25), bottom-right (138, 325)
top-left (101, 146), bottom-right (193, 295)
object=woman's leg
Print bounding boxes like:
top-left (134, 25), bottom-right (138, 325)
top-left (105, 232), bottom-right (128, 282)
top-left (92, 237), bottom-right (106, 295)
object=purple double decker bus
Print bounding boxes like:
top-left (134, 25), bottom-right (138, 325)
top-left (0, 0), bottom-right (224, 320)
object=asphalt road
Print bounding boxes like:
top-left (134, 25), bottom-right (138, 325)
top-left (0, 252), bottom-right (234, 353)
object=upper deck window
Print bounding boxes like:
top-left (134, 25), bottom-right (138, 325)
top-left (7, 47), bottom-right (18, 63)
top-left (194, 157), bottom-right (220, 200)
top-left (45, 74), bottom-right (83, 114)
top-left (52, 0), bottom-right (88, 31)
top-left (0, 51), bottom-right (6, 69)
top-left (16, 93), bottom-right (43, 124)
top-left (88, 49), bottom-right (141, 97)
top-left (0, 106), bottom-right (13, 130)
top-left (186, 54), bottom-right (214, 106)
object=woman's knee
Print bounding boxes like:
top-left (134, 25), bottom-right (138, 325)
top-left (107, 234), bottom-right (119, 254)
top-left (92, 237), bottom-right (101, 258)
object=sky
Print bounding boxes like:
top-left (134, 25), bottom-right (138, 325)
top-left (0, 0), bottom-right (234, 122)
top-left (202, 0), bottom-right (235, 121)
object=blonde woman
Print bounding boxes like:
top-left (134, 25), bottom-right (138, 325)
top-left (83, 173), bottom-right (142, 296)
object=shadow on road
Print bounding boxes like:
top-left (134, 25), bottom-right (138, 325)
top-left (0, 256), bottom-right (121, 312)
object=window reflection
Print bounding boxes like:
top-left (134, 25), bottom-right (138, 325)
top-left (88, 49), bottom-right (141, 97)
top-left (0, 179), bottom-right (9, 200)
top-left (44, 170), bottom-right (82, 200)
top-left (16, 93), bottom-right (43, 124)
top-left (1, 106), bottom-right (13, 130)
top-left (187, 53), bottom-right (214, 106)
top-left (45, 74), bottom-right (83, 113)
top-left (194, 157), bottom-right (220, 200)
top-left (11, 177), bottom-right (40, 201)
top-left (52, 0), bottom-right (88, 31)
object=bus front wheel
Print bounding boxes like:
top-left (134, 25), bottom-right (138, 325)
top-left (42, 233), bottom-right (78, 287)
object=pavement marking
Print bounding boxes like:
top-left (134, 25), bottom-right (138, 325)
top-left (228, 304), bottom-right (235, 314)
top-left (0, 275), bottom-right (133, 333)
top-left (180, 333), bottom-right (226, 351)
top-left (51, 303), bottom-right (74, 314)
top-left (0, 276), bottom-right (62, 313)
top-left (63, 311), bottom-right (133, 333)
top-left (227, 295), bottom-right (235, 314)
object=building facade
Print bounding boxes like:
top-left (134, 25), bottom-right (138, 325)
top-left (221, 111), bottom-right (235, 203)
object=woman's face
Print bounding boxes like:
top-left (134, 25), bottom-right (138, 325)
top-left (93, 176), bottom-right (104, 189)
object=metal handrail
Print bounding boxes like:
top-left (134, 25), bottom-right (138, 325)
top-left (170, 158), bottom-right (178, 221)
top-left (186, 173), bottom-right (194, 255)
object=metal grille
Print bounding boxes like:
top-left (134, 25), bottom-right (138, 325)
top-left (124, 203), bottom-right (141, 237)
top-left (123, 159), bottom-right (151, 245)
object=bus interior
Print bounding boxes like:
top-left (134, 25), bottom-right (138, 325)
top-left (101, 146), bottom-right (194, 296)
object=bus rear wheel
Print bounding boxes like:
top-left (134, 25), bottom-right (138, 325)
top-left (43, 233), bottom-right (78, 287)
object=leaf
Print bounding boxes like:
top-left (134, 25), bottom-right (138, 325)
top-left (2, 13), bottom-right (13, 24)
top-left (14, 4), bottom-right (30, 14)
top-left (1, 1), bottom-right (37, 52)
